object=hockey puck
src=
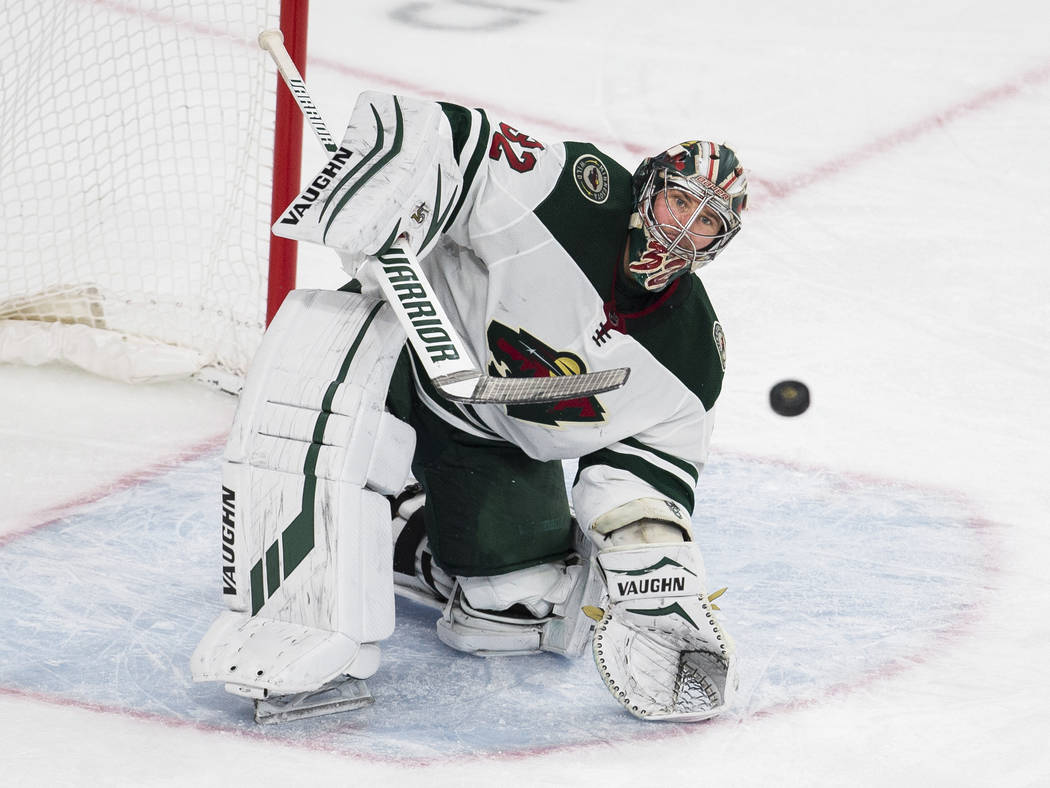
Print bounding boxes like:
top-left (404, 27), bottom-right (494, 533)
top-left (769, 380), bottom-right (810, 417)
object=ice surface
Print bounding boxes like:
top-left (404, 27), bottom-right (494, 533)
top-left (0, 449), bottom-right (987, 763)
top-left (2, 0), bottom-right (1049, 785)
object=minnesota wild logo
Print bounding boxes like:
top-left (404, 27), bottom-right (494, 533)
top-left (487, 321), bottom-right (606, 425)
top-left (572, 154), bottom-right (610, 204)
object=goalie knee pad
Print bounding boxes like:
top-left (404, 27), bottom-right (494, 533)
top-left (435, 526), bottom-right (605, 658)
top-left (192, 290), bottom-right (415, 699)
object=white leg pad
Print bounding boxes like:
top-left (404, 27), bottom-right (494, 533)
top-left (193, 611), bottom-right (379, 697)
top-left (192, 290), bottom-right (414, 697)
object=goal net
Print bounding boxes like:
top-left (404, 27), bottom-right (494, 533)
top-left (0, 0), bottom-right (301, 388)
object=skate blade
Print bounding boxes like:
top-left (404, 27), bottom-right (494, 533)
top-left (254, 678), bottom-right (374, 724)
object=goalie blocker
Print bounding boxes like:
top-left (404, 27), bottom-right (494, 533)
top-left (190, 289), bottom-right (415, 721)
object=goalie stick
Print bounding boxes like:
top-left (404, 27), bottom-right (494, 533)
top-left (258, 30), bottom-right (630, 405)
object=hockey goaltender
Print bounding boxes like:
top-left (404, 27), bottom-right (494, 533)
top-left (192, 90), bottom-right (748, 724)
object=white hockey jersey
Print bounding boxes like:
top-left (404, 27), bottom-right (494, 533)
top-left (273, 92), bottom-right (727, 532)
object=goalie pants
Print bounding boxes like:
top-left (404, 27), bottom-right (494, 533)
top-left (387, 349), bottom-right (575, 577)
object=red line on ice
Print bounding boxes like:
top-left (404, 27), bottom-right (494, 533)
top-left (754, 58), bottom-right (1050, 201)
top-left (0, 434), bottom-right (226, 549)
top-left (308, 53), bottom-right (1050, 205)
top-left (7, 3), bottom-right (1032, 764)
top-left (79, 0), bottom-right (1050, 203)
top-left (0, 447), bottom-right (1003, 767)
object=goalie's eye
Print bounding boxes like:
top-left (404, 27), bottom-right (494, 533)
top-left (655, 190), bottom-right (724, 242)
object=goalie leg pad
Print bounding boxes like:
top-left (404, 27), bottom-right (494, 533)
top-left (192, 290), bottom-right (415, 701)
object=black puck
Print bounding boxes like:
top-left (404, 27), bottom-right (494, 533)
top-left (769, 380), bottom-right (810, 416)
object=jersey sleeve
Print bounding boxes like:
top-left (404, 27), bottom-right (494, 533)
top-left (434, 102), bottom-right (567, 254)
top-left (571, 403), bottom-right (714, 533)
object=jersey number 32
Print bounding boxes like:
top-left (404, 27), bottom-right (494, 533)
top-left (488, 122), bottom-right (544, 173)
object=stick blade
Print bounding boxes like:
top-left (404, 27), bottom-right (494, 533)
top-left (436, 367), bottom-right (630, 405)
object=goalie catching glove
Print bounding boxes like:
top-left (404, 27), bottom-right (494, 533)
top-left (590, 540), bottom-right (737, 721)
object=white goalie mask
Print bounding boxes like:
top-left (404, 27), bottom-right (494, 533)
top-left (626, 141), bottom-right (748, 291)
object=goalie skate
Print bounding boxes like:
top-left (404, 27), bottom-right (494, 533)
top-left (252, 676), bottom-right (374, 724)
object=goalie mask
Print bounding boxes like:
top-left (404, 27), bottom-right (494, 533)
top-left (626, 141), bottom-right (748, 291)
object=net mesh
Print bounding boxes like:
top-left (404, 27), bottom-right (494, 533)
top-left (0, 0), bottom-right (282, 378)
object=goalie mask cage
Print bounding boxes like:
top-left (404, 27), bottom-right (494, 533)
top-left (0, 0), bottom-right (309, 387)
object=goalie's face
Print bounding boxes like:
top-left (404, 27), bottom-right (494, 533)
top-left (625, 140), bottom-right (747, 291)
top-left (627, 173), bottom-right (743, 291)
top-left (624, 187), bottom-right (727, 291)
top-left (650, 187), bottom-right (725, 255)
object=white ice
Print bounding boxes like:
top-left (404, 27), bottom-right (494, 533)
top-left (2, 0), bottom-right (1048, 785)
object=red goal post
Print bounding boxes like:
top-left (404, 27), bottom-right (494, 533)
top-left (268, 0), bottom-right (308, 328)
top-left (0, 0), bottom-right (309, 390)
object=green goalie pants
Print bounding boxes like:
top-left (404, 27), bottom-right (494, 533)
top-left (386, 349), bottom-right (575, 577)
